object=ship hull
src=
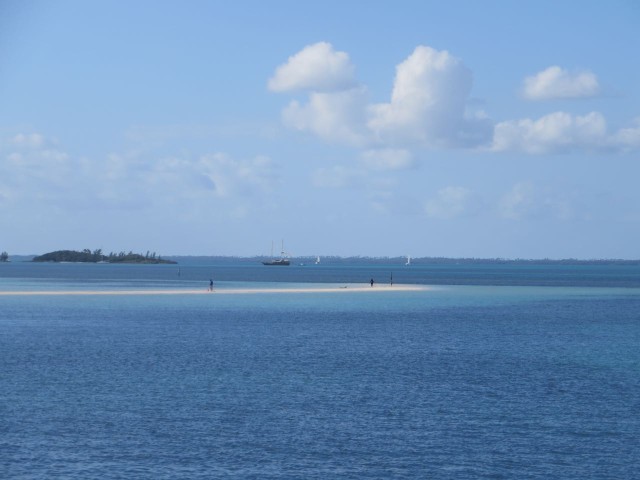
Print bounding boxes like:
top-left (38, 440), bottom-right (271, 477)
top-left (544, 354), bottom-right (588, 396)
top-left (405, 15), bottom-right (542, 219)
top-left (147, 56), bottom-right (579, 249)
top-left (262, 259), bottom-right (290, 266)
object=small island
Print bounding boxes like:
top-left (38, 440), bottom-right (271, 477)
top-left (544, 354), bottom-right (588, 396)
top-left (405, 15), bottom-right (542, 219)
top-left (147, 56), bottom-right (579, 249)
top-left (32, 249), bottom-right (177, 264)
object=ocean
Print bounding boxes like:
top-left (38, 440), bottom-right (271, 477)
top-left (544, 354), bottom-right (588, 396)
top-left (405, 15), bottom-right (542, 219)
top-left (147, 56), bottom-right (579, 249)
top-left (1, 262), bottom-right (639, 478)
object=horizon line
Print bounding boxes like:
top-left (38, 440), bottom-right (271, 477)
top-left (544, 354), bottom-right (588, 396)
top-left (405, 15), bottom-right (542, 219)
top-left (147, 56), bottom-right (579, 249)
top-left (4, 254), bottom-right (639, 264)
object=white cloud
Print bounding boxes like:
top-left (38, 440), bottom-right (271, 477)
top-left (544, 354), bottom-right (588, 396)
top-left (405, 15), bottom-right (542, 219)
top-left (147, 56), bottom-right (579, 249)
top-left (1, 133), bottom-right (74, 202)
top-left (523, 66), bottom-right (600, 100)
top-left (282, 87), bottom-right (369, 145)
top-left (368, 46), bottom-right (491, 147)
top-left (491, 111), bottom-right (608, 154)
top-left (114, 150), bottom-right (277, 206)
top-left (1, 132), bottom-right (279, 214)
top-left (10, 133), bottom-right (46, 148)
top-left (271, 44), bottom-right (493, 150)
top-left (311, 165), bottom-right (363, 188)
top-left (500, 182), bottom-right (536, 220)
top-left (425, 186), bottom-right (476, 219)
top-left (610, 118), bottom-right (640, 151)
top-left (359, 149), bottom-right (414, 171)
top-left (134, 152), bottom-right (278, 204)
top-left (268, 42), bottom-right (356, 93)
top-left (272, 45), bottom-right (640, 157)
top-left (499, 182), bottom-right (577, 221)
top-left (197, 153), bottom-right (277, 197)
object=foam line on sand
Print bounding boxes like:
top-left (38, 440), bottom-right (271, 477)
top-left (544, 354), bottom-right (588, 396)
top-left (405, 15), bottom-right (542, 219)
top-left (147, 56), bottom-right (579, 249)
top-left (0, 284), bottom-right (428, 296)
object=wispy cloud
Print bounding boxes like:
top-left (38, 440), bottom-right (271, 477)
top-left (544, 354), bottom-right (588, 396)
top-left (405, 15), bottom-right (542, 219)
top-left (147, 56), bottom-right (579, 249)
top-left (499, 182), bottom-right (537, 220)
top-left (610, 118), bottom-right (640, 152)
top-left (1, 133), bottom-right (74, 204)
top-left (358, 149), bottom-right (414, 171)
top-left (425, 186), bottom-right (477, 219)
top-left (8, 133), bottom-right (47, 148)
top-left (0, 133), bottom-right (279, 215)
top-left (311, 165), bottom-right (364, 189)
top-left (499, 181), bottom-right (578, 221)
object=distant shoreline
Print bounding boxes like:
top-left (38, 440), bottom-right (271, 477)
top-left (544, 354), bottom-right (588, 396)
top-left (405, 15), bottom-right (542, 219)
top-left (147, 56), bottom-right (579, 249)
top-left (0, 284), bottom-right (429, 296)
top-left (162, 256), bottom-right (640, 266)
top-left (3, 255), bottom-right (639, 266)
top-left (25, 249), bottom-right (176, 265)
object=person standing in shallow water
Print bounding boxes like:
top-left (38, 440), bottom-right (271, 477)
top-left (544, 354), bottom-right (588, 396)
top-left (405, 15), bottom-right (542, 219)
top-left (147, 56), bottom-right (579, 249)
top-left (370, 278), bottom-right (374, 287)
top-left (209, 279), bottom-right (214, 292)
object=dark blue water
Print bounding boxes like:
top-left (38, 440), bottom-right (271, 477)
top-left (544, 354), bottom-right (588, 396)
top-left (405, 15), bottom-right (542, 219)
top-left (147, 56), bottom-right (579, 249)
top-left (1, 263), bottom-right (640, 478)
top-left (2, 261), bottom-right (640, 287)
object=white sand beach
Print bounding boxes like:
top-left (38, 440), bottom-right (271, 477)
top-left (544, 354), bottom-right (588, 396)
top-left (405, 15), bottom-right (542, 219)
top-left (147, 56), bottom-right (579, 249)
top-left (0, 284), bottom-right (428, 296)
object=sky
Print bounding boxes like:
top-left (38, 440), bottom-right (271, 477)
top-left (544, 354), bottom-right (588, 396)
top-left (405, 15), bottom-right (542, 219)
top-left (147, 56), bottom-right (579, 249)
top-left (1, 0), bottom-right (639, 259)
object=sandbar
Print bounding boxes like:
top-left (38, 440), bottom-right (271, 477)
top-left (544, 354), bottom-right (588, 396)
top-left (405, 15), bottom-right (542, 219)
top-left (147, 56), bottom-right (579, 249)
top-left (0, 284), bottom-right (428, 296)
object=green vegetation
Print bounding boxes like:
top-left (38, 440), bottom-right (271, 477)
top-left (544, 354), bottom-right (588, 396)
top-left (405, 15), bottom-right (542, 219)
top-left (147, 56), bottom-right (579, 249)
top-left (32, 249), bottom-right (176, 264)
top-left (166, 255), bottom-right (640, 266)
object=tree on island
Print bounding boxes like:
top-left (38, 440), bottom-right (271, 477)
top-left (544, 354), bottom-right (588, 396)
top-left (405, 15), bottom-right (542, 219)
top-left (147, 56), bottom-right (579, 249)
top-left (32, 249), bottom-right (176, 264)
top-left (0, 251), bottom-right (8, 262)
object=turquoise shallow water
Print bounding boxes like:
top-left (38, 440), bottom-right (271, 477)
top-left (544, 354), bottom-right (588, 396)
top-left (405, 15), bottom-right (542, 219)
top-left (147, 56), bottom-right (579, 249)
top-left (1, 263), bottom-right (640, 478)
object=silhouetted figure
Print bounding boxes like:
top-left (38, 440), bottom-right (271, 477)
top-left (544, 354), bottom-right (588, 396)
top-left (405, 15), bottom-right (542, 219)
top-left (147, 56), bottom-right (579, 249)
top-left (209, 279), bottom-right (214, 291)
top-left (370, 278), bottom-right (374, 287)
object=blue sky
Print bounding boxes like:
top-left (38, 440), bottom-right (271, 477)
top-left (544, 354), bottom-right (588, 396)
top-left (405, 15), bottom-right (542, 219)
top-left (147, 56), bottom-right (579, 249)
top-left (1, 0), bottom-right (639, 258)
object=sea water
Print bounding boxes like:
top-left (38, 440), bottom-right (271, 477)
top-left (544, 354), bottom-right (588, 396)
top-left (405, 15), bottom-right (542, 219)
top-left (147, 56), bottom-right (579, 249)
top-left (1, 262), bottom-right (640, 478)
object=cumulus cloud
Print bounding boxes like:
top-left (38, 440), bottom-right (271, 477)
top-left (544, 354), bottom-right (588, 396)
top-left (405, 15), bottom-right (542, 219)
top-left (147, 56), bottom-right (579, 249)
top-left (271, 44), bottom-right (640, 158)
top-left (282, 87), bottom-right (369, 145)
top-left (268, 42), bottom-right (356, 93)
top-left (368, 46), bottom-right (492, 147)
top-left (523, 66), bottom-right (600, 100)
top-left (492, 111), bottom-right (608, 154)
top-left (270, 43), bottom-right (493, 150)
top-left (425, 186), bottom-right (476, 219)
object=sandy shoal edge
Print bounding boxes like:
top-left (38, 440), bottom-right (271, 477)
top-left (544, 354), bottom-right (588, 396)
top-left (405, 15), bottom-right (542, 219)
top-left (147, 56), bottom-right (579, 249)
top-left (0, 284), bottom-right (430, 296)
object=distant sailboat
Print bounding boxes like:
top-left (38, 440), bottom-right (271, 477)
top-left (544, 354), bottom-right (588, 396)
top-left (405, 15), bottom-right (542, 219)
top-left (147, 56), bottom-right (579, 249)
top-left (405, 255), bottom-right (411, 266)
top-left (315, 256), bottom-right (320, 265)
top-left (262, 240), bottom-right (290, 266)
